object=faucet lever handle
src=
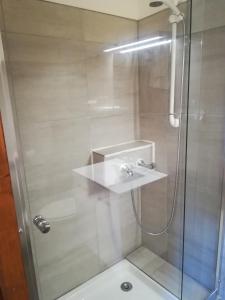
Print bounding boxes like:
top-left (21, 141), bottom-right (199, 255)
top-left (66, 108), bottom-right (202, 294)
top-left (137, 159), bottom-right (155, 170)
top-left (120, 163), bottom-right (134, 177)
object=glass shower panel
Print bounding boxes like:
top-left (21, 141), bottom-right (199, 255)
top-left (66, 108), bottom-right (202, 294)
top-left (183, 0), bottom-right (225, 299)
top-left (2, 3), bottom-right (139, 299)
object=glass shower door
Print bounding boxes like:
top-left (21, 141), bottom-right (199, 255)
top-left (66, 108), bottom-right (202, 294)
top-left (182, 0), bottom-right (225, 299)
top-left (0, 0), bottom-right (193, 300)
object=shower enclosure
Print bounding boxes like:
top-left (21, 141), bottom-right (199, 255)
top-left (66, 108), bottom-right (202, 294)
top-left (0, 0), bottom-right (224, 299)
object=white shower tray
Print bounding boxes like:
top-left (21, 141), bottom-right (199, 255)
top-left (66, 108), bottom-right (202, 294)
top-left (58, 259), bottom-right (177, 300)
top-left (73, 159), bottom-right (167, 194)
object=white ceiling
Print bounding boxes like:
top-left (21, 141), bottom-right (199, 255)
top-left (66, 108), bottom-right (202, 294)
top-left (43, 0), bottom-right (168, 20)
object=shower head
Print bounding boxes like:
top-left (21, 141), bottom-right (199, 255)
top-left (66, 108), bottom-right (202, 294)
top-left (149, 1), bottom-right (163, 7)
top-left (149, 0), bottom-right (182, 17)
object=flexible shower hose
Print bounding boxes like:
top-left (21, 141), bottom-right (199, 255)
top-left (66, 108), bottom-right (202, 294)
top-left (131, 19), bottom-right (186, 236)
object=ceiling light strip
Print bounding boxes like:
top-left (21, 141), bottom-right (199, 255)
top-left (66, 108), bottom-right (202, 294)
top-left (120, 39), bottom-right (171, 53)
top-left (104, 36), bottom-right (162, 53)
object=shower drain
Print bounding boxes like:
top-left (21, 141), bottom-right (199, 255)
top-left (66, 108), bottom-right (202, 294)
top-left (120, 282), bottom-right (133, 292)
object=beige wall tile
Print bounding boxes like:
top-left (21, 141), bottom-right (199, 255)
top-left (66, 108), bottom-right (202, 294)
top-left (141, 179), bottom-right (168, 256)
top-left (138, 10), bottom-right (170, 39)
top-left (7, 33), bottom-right (89, 124)
top-left (140, 114), bottom-right (178, 173)
top-left (139, 44), bottom-right (170, 91)
top-left (39, 238), bottom-right (100, 300)
top-left (90, 114), bottom-right (136, 149)
top-left (86, 45), bottom-right (138, 117)
top-left (6, 33), bottom-right (86, 64)
top-left (96, 193), bottom-right (130, 268)
top-left (139, 87), bottom-right (169, 115)
top-left (2, 0), bottom-right (84, 39)
top-left (19, 118), bottom-right (90, 168)
top-left (0, 0), bottom-right (5, 32)
top-left (12, 62), bottom-right (88, 123)
top-left (82, 9), bottom-right (137, 44)
top-left (192, 0), bottom-right (225, 33)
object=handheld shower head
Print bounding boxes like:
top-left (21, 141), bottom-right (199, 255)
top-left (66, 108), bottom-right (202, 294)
top-left (149, 0), bottom-right (182, 17)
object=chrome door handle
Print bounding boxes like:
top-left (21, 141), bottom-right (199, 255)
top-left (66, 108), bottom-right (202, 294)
top-left (33, 215), bottom-right (51, 234)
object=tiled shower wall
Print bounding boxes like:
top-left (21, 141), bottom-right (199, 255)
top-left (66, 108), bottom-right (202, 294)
top-left (1, 0), bottom-right (140, 299)
top-left (138, 8), bottom-right (185, 269)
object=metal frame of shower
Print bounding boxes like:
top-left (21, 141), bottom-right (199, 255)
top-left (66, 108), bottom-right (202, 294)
top-left (0, 33), bottom-right (39, 300)
top-left (214, 171), bottom-right (225, 300)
